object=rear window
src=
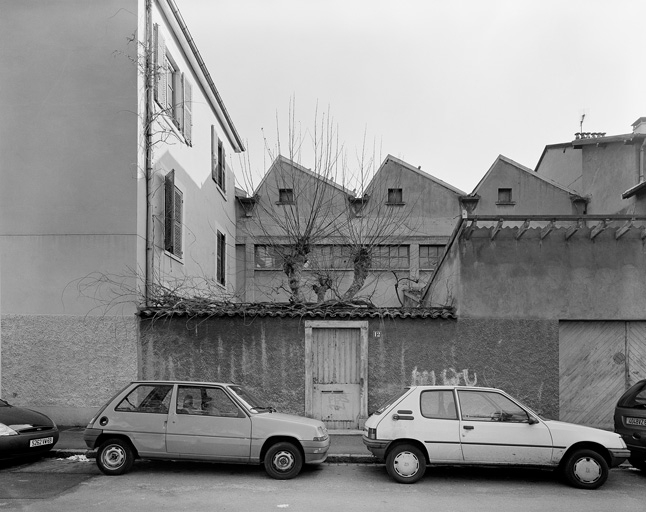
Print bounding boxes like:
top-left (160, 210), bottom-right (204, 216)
top-left (617, 380), bottom-right (646, 409)
top-left (373, 389), bottom-right (409, 415)
top-left (115, 384), bottom-right (172, 414)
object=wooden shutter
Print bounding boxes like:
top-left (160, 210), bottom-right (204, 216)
top-left (211, 126), bottom-right (218, 183)
top-left (220, 145), bottom-right (226, 192)
top-left (155, 24), bottom-right (166, 107)
top-left (164, 170), bottom-right (175, 253)
top-left (183, 75), bottom-right (192, 144)
top-left (217, 231), bottom-right (225, 285)
top-left (174, 187), bottom-right (183, 258)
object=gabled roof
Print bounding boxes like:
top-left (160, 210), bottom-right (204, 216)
top-left (252, 155), bottom-right (353, 197)
top-left (373, 155), bottom-right (467, 196)
top-left (471, 154), bottom-right (579, 196)
top-left (160, 0), bottom-right (244, 152)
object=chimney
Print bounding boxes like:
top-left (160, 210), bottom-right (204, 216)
top-left (632, 117), bottom-right (646, 135)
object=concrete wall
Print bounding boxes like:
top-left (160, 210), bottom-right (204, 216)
top-left (428, 223), bottom-right (646, 320)
top-left (139, 314), bottom-right (559, 420)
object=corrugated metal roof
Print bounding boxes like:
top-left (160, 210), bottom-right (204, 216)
top-left (138, 302), bottom-right (456, 320)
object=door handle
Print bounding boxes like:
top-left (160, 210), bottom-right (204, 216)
top-left (463, 425), bottom-right (474, 430)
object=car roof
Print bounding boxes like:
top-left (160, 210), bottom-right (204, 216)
top-left (129, 380), bottom-right (236, 386)
top-left (408, 385), bottom-right (503, 392)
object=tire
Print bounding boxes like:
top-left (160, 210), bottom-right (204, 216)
top-left (263, 442), bottom-right (303, 480)
top-left (562, 449), bottom-right (608, 489)
top-left (386, 444), bottom-right (426, 484)
top-left (96, 438), bottom-right (135, 476)
top-left (629, 456), bottom-right (646, 472)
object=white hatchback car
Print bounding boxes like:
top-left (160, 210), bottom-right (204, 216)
top-left (363, 386), bottom-right (629, 489)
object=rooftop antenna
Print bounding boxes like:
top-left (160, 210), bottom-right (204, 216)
top-left (579, 113), bottom-right (586, 133)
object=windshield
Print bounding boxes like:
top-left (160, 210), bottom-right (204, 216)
top-left (228, 385), bottom-right (274, 413)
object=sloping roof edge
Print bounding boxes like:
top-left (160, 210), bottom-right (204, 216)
top-left (160, 0), bottom-right (245, 152)
top-left (379, 155), bottom-right (467, 196)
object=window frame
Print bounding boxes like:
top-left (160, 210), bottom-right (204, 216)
top-left (371, 245), bottom-right (410, 270)
top-left (216, 231), bottom-right (226, 286)
top-left (386, 188), bottom-right (404, 205)
top-left (496, 187), bottom-right (515, 205)
top-left (277, 188), bottom-right (295, 205)
top-left (211, 126), bottom-right (226, 192)
top-left (420, 389), bottom-right (458, 420)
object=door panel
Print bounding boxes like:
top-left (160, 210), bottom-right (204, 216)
top-left (312, 327), bottom-right (361, 429)
top-left (166, 386), bottom-right (251, 461)
top-left (457, 389), bottom-right (552, 465)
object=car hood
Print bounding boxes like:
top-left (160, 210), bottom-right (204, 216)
top-left (251, 412), bottom-right (326, 438)
top-left (0, 405), bottom-right (56, 429)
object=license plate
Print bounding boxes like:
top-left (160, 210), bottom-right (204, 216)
top-left (29, 437), bottom-right (53, 448)
top-left (626, 417), bottom-right (646, 426)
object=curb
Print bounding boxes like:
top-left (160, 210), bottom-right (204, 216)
top-left (47, 449), bottom-right (379, 464)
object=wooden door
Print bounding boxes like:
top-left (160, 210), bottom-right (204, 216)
top-left (305, 321), bottom-right (368, 430)
top-left (559, 321), bottom-right (646, 429)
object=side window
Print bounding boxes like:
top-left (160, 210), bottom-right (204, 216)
top-left (176, 386), bottom-right (243, 418)
top-left (458, 390), bottom-right (528, 422)
top-left (420, 390), bottom-right (457, 420)
top-left (115, 385), bottom-right (172, 414)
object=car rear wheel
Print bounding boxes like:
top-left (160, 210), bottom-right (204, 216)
top-left (562, 449), bottom-right (608, 489)
top-left (629, 456), bottom-right (646, 471)
top-left (264, 442), bottom-right (303, 480)
top-left (96, 438), bottom-right (135, 476)
top-left (386, 444), bottom-right (426, 484)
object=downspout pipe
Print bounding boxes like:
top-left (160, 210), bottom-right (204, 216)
top-left (144, 0), bottom-right (154, 305)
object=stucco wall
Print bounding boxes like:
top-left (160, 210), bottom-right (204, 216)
top-left (2, 315), bottom-right (138, 425)
top-left (139, 314), bottom-right (559, 421)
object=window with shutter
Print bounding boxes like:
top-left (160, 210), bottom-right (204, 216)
top-left (164, 170), bottom-right (183, 259)
top-left (154, 24), bottom-right (166, 106)
top-left (183, 76), bottom-right (192, 144)
top-left (211, 127), bottom-right (225, 191)
top-left (216, 231), bottom-right (226, 285)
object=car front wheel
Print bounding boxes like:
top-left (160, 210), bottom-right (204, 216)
top-left (562, 449), bottom-right (608, 489)
top-left (264, 442), bottom-right (303, 480)
top-left (96, 438), bottom-right (135, 476)
top-left (386, 444), bottom-right (426, 484)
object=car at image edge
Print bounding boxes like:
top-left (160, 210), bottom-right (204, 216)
top-left (0, 398), bottom-right (59, 460)
top-left (614, 378), bottom-right (646, 471)
top-left (84, 380), bottom-right (329, 479)
top-left (363, 385), bottom-right (630, 489)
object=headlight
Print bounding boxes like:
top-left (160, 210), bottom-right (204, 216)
top-left (313, 425), bottom-right (328, 441)
top-left (0, 423), bottom-right (18, 436)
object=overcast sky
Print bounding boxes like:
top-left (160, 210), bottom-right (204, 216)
top-left (178, 0), bottom-right (646, 194)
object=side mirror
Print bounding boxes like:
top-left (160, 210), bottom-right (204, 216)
top-left (527, 415), bottom-right (539, 425)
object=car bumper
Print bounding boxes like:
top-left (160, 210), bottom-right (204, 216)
top-left (0, 429), bottom-right (59, 460)
top-left (608, 448), bottom-right (631, 467)
top-left (362, 436), bottom-right (389, 460)
top-left (301, 438), bottom-right (330, 464)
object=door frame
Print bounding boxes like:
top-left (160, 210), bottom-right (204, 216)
top-left (304, 320), bottom-right (369, 426)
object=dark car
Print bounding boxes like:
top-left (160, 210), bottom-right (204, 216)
top-left (0, 398), bottom-right (59, 460)
top-left (614, 379), bottom-right (646, 471)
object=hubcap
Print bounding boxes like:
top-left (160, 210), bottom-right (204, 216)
top-left (573, 456), bottom-right (602, 484)
top-left (393, 451), bottom-right (420, 478)
top-left (102, 445), bottom-right (126, 470)
top-left (272, 450), bottom-right (295, 472)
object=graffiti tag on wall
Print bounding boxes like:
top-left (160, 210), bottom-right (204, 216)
top-left (411, 367), bottom-right (477, 386)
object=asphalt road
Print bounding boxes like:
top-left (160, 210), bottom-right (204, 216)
top-left (1, 456), bottom-right (644, 512)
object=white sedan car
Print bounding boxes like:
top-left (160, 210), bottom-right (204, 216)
top-left (363, 386), bottom-right (629, 489)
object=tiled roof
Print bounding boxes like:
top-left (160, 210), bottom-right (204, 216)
top-left (138, 302), bottom-right (456, 320)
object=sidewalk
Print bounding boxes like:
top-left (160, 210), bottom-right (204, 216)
top-left (49, 427), bottom-right (378, 464)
